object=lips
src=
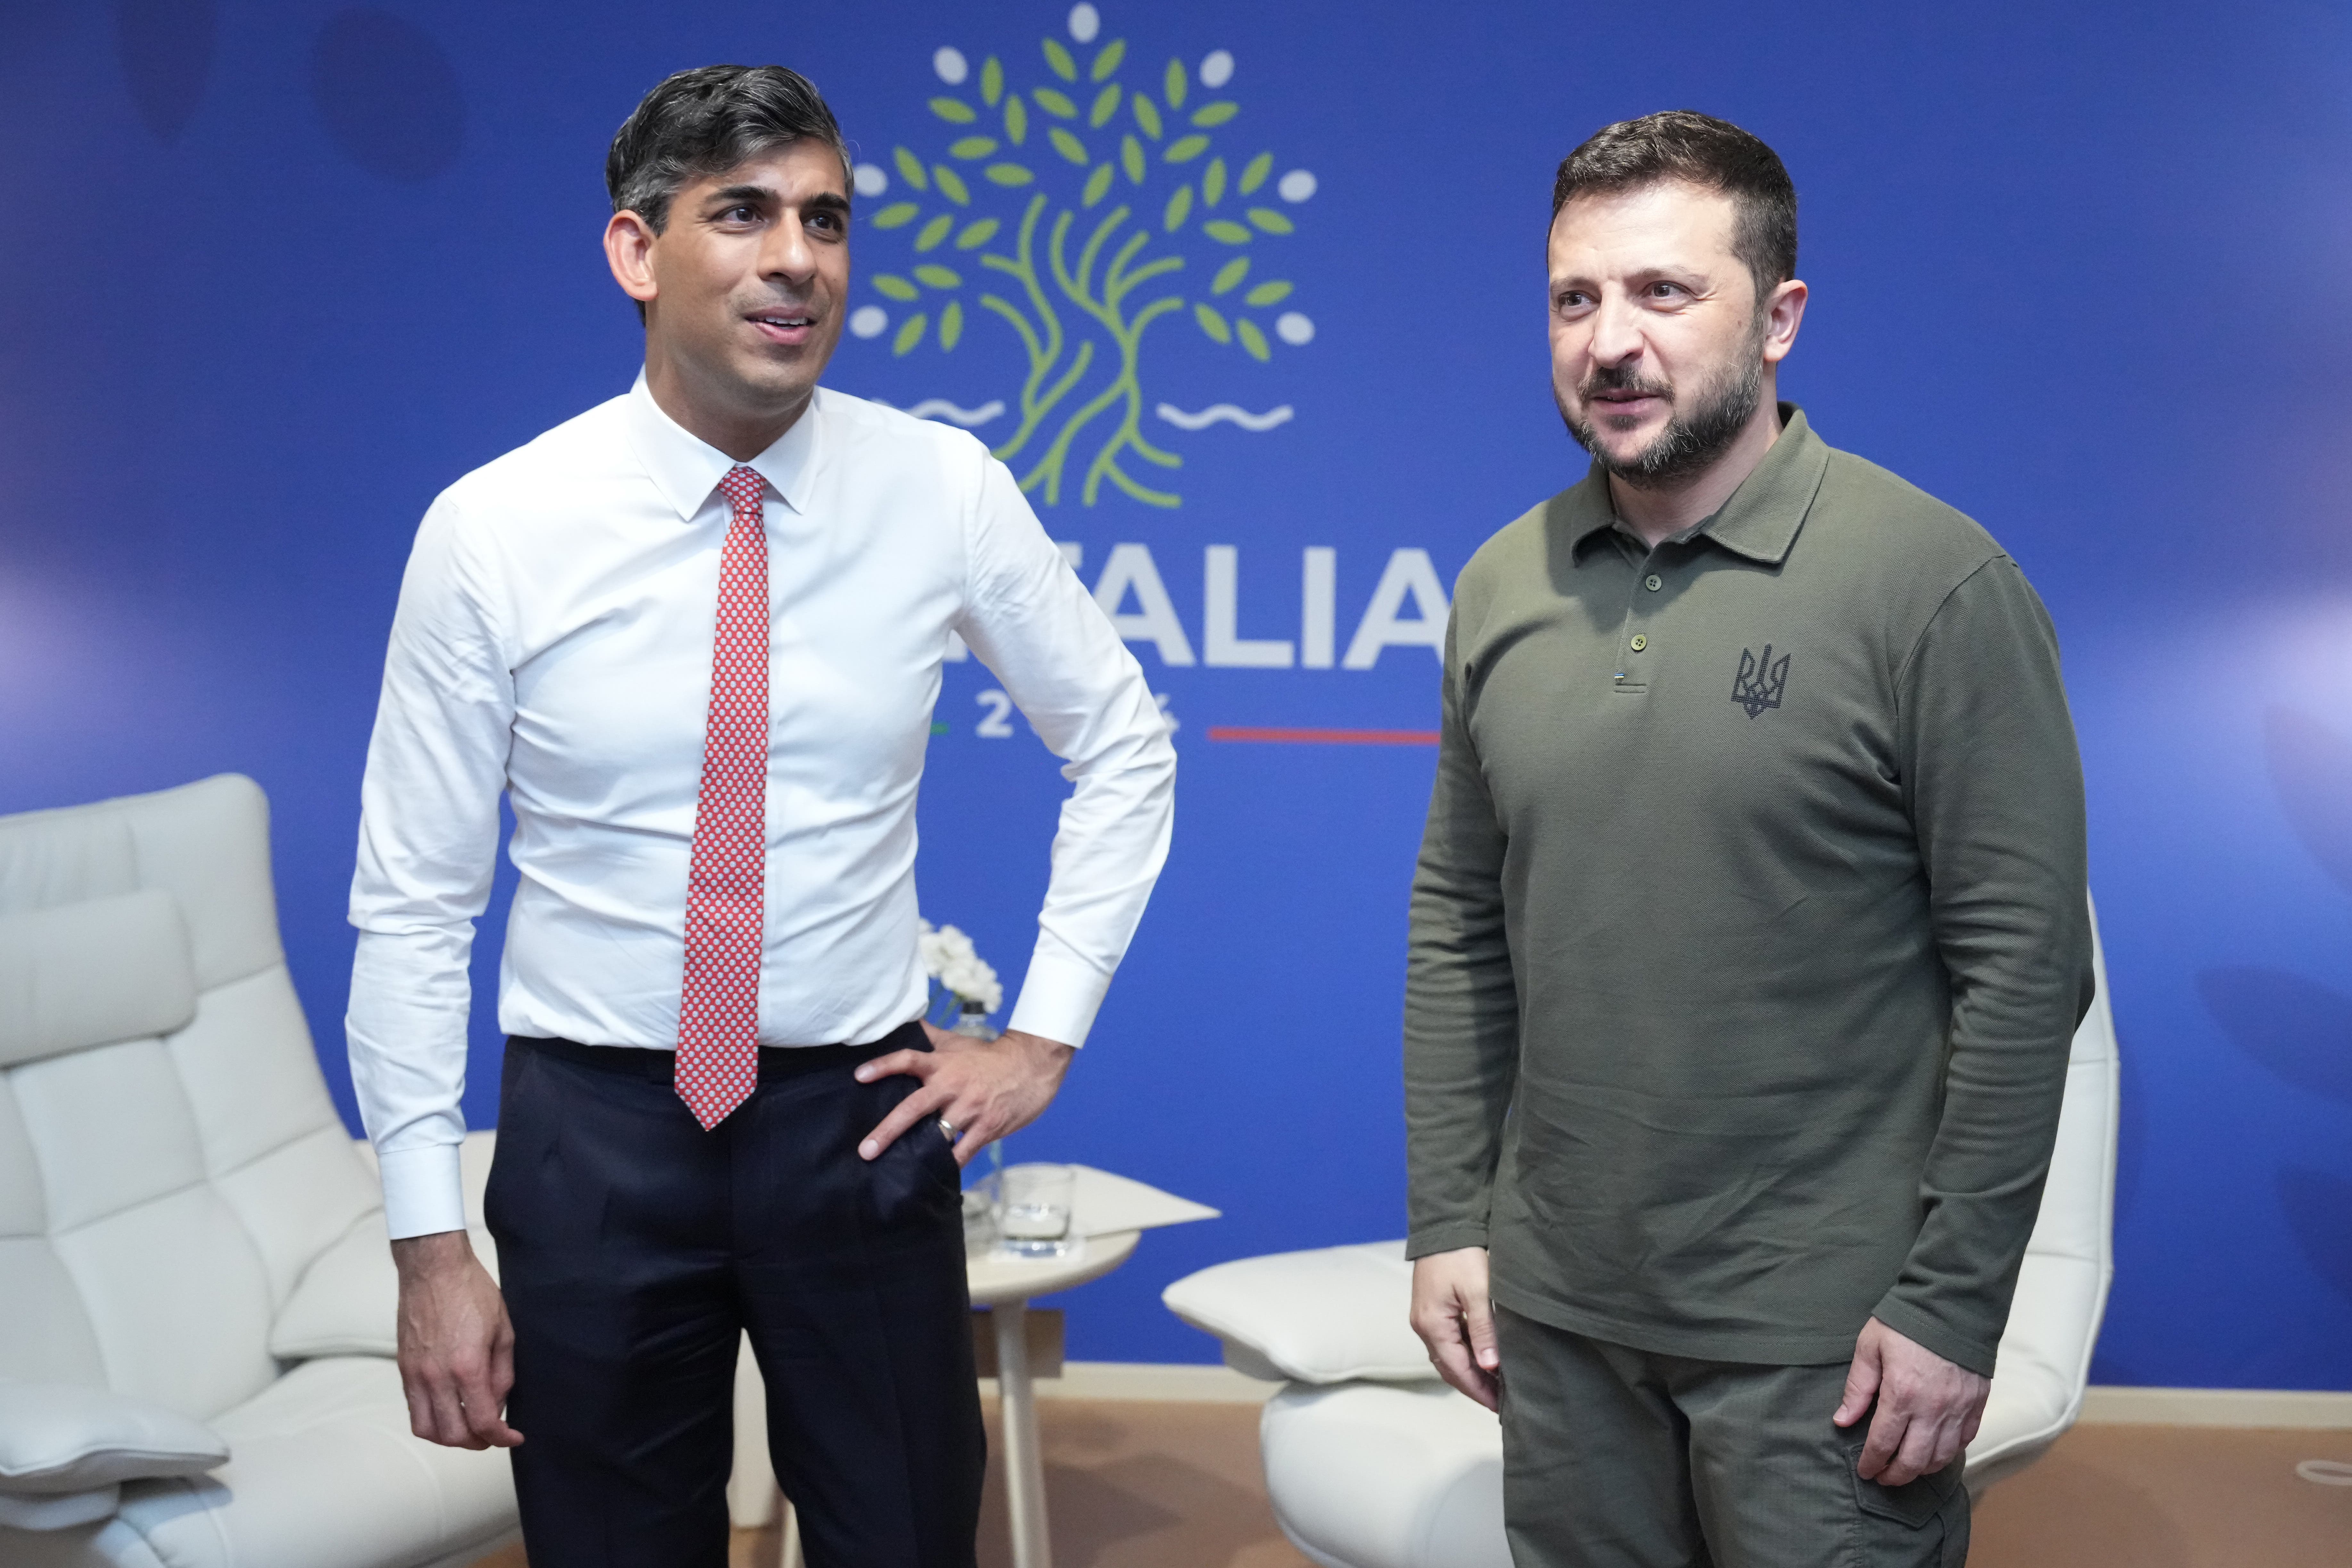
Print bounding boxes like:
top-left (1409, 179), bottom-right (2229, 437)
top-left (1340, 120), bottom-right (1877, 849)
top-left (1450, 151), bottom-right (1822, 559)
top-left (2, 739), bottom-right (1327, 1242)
top-left (1588, 390), bottom-right (1665, 419)
top-left (748, 310), bottom-right (818, 346)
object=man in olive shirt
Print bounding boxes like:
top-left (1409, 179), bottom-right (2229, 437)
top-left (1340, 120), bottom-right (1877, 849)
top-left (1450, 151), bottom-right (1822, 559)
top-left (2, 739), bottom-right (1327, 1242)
top-left (1404, 112), bottom-right (2093, 1566)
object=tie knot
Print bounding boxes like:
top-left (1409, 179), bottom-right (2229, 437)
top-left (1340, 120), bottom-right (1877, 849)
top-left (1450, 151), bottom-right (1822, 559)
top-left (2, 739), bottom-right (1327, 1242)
top-left (719, 465), bottom-right (763, 516)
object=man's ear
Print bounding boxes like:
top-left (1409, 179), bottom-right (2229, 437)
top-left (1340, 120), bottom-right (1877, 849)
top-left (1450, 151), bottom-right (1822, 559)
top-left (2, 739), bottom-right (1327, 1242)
top-left (1761, 277), bottom-right (1808, 365)
top-left (604, 211), bottom-right (660, 312)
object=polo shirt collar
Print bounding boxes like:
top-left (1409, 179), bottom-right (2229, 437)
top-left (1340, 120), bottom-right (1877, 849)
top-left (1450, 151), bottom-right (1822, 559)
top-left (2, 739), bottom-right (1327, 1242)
top-left (1566, 403), bottom-right (1830, 566)
top-left (622, 371), bottom-right (821, 521)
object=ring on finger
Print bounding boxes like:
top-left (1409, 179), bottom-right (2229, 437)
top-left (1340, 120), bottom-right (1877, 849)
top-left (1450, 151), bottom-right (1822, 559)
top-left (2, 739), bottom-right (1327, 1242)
top-left (939, 1117), bottom-right (958, 1141)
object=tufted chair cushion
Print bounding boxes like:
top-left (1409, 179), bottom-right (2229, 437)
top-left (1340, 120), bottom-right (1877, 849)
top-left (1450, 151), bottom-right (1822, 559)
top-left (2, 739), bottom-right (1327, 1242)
top-left (0, 774), bottom-right (519, 1567)
top-left (0, 776), bottom-right (385, 1423)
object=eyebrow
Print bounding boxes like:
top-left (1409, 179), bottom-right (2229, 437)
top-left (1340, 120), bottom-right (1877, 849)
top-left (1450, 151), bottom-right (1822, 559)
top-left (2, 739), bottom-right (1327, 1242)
top-left (703, 184), bottom-right (852, 217)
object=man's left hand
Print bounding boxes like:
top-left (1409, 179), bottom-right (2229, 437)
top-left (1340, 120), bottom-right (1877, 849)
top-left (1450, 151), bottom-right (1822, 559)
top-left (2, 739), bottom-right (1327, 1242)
top-left (1832, 1317), bottom-right (1990, 1486)
top-left (854, 1023), bottom-right (1073, 1165)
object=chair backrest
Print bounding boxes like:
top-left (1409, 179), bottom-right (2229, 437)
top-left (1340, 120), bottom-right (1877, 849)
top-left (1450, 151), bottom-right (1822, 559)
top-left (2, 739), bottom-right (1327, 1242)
top-left (0, 775), bottom-right (379, 1421)
top-left (1974, 896), bottom-right (2120, 1467)
top-left (2020, 900), bottom-right (2120, 1275)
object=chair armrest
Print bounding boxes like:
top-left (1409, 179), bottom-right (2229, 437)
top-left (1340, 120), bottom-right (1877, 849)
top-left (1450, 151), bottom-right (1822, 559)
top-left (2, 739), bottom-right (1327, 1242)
top-left (1162, 1240), bottom-right (1440, 1385)
top-left (0, 1382), bottom-right (227, 1530)
top-left (0, 1485), bottom-right (125, 1532)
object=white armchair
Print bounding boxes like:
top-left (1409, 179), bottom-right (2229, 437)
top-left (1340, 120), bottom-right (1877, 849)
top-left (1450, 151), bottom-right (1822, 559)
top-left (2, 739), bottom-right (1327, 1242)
top-left (0, 775), bottom-right (518, 1568)
top-left (1165, 903), bottom-right (2122, 1568)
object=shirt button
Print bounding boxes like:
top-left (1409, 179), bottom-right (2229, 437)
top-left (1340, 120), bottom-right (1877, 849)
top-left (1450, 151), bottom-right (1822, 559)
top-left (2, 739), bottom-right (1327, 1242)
top-left (1644, 574), bottom-right (1663, 591)
top-left (1629, 634), bottom-right (1649, 652)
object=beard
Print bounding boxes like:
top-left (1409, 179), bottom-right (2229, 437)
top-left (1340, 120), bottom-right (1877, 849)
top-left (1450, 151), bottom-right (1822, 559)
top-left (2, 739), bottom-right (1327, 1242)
top-left (1557, 334), bottom-right (1765, 490)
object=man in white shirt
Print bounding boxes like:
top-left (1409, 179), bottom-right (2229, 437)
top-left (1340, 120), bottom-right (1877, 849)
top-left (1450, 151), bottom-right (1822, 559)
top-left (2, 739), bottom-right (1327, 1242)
top-left (346, 65), bottom-right (1175, 1566)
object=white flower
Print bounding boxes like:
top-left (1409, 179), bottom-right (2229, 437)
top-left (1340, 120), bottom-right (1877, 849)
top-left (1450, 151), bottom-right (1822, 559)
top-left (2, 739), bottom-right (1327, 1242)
top-left (917, 917), bottom-right (1002, 1013)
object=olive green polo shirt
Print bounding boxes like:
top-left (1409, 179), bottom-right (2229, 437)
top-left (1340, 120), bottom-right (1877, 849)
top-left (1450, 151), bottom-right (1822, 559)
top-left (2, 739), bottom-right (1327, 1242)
top-left (1402, 407), bottom-right (2093, 1375)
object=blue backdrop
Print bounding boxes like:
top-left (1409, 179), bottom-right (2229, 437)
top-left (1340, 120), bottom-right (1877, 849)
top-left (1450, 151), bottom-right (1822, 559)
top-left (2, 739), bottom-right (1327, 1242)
top-left (4, 0), bottom-right (2349, 1385)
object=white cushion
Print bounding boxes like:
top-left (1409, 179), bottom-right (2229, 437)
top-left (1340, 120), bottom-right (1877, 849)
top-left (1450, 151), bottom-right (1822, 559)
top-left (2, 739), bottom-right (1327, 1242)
top-left (0, 1485), bottom-right (120, 1532)
top-left (0, 892), bottom-right (196, 1069)
top-left (271, 1217), bottom-right (399, 1359)
top-left (0, 1382), bottom-right (228, 1493)
top-left (1261, 1381), bottom-right (1508, 1568)
top-left (1163, 1240), bottom-right (1432, 1384)
top-left (106, 1357), bottom-right (517, 1568)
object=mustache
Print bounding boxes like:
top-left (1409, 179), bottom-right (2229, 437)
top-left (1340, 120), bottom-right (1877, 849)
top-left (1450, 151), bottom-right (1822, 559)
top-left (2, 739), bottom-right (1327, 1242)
top-left (1578, 363), bottom-right (1674, 402)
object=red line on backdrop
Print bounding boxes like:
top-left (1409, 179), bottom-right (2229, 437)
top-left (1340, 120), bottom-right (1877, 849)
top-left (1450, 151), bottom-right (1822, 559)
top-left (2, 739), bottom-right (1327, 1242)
top-left (1205, 726), bottom-right (1442, 745)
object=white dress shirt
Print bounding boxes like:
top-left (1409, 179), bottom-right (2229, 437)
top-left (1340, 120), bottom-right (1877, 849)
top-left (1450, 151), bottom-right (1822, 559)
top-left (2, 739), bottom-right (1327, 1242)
top-left (348, 377), bottom-right (1176, 1239)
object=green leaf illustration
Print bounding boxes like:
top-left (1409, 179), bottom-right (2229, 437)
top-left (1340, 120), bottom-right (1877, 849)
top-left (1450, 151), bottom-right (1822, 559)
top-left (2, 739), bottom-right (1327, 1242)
top-left (862, 25), bottom-right (1309, 512)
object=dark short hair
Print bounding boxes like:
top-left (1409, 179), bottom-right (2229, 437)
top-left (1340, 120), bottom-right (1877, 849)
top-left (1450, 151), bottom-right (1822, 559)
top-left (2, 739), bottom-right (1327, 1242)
top-left (606, 64), bottom-right (852, 235)
top-left (1549, 111), bottom-right (1797, 308)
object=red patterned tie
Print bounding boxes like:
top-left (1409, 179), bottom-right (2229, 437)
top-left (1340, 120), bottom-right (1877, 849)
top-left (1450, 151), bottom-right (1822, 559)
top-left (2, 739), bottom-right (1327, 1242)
top-left (676, 465), bottom-right (769, 1129)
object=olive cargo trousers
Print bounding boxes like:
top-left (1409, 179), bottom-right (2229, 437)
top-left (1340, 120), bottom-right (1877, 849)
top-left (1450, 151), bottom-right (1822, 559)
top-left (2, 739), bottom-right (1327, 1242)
top-left (1496, 1306), bottom-right (1970, 1568)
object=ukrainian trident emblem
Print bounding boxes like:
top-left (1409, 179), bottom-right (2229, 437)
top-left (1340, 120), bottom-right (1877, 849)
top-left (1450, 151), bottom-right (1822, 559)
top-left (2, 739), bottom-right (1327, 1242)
top-left (1731, 644), bottom-right (1790, 719)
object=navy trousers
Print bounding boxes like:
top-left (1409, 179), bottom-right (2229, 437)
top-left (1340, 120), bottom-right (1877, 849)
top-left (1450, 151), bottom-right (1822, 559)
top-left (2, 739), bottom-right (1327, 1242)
top-left (486, 1024), bottom-right (984, 1568)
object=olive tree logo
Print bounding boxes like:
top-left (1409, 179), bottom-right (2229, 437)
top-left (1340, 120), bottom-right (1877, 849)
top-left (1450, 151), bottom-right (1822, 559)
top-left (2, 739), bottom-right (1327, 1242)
top-left (848, 4), bottom-right (1316, 508)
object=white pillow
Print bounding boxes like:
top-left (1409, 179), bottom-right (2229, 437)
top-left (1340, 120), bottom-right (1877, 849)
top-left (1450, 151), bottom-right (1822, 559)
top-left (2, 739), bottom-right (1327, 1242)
top-left (1161, 1240), bottom-right (1440, 1384)
top-left (270, 1215), bottom-right (398, 1359)
top-left (0, 1382), bottom-right (228, 1494)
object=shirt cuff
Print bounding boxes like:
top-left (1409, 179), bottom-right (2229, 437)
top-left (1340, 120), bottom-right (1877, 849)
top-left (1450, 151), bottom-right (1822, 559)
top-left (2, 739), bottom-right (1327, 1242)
top-left (1005, 944), bottom-right (1111, 1048)
top-left (1406, 1221), bottom-right (1492, 1260)
top-left (376, 1141), bottom-right (470, 1240)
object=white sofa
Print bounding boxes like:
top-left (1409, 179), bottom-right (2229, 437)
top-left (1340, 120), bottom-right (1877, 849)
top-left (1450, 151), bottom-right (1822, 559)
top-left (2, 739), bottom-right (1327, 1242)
top-left (1166, 905), bottom-right (2122, 1568)
top-left (0, 775), bottom-right (518, 1568)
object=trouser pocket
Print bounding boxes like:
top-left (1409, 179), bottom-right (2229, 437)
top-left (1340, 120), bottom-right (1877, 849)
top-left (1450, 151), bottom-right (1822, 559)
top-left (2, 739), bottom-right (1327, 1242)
top-left (1845, 1431), bottom-right (1969, 1567)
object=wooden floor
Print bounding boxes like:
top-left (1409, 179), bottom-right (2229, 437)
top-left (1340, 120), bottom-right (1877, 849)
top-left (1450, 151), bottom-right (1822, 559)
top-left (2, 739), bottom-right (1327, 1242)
top-left (478, 1399), bottom-right (2352, 1567)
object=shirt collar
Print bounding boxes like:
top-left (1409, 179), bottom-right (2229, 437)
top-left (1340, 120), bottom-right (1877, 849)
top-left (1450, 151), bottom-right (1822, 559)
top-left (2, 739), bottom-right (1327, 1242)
top-left (621, 371), bottom-right (822, 521)
top-left (1566, 404), bottom-right (1830, 566)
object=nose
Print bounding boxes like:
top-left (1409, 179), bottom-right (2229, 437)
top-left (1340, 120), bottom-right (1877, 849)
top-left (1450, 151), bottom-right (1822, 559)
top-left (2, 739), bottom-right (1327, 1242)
top-left (1587, 289), bottom-right (1645, 370)
top-left (760, 210), bottom-right (818, 287)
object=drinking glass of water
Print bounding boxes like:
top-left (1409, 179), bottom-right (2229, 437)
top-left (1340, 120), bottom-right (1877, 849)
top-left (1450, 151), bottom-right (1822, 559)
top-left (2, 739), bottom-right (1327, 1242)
top-left (996, 1163), bottom-right (1079, 1260)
